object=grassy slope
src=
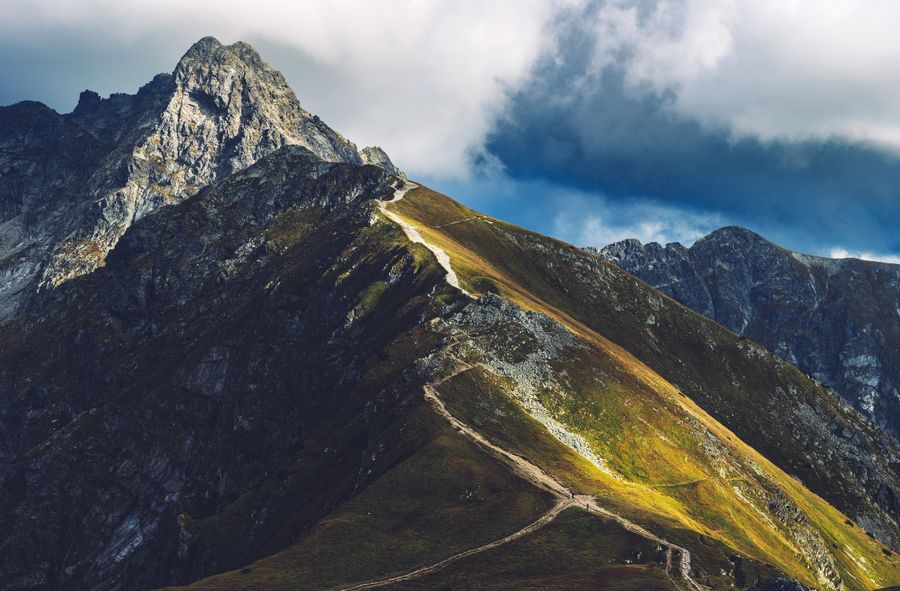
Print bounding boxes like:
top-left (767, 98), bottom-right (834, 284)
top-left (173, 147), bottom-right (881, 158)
top-left (164, 187), bottom-right (897, 590)
top-left (390, 188), bottom-right (897, 530)
top-left (389, 187), bottom-right (900, 589)
top-left (389, 509), bottom-right (677, 591)
top-left (165, 416), bottom-right (555, 591)
top-left (436, 366), bottom-right (824, 589)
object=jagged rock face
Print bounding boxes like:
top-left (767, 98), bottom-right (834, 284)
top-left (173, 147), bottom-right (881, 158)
top-left (0, 102), bottom-right (110, 316)
top-left (0, 36), bottom-right (400, 319)
top-left (0, 102), bottom-right (105, 223)
top-left (0, 147), bottom-right (445, 590)
top-left (3, 37), bottom-right (898, 591)
top-left (44, 36), bottom-right (366, 287)
top-left (360, 145), bottom-right (405, 178)
top-left (599, 227), bottom-right (900, 439)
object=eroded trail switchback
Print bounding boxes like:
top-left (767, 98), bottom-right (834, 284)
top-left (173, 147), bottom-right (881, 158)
top-left (338, 358), bottom-right (707, 591)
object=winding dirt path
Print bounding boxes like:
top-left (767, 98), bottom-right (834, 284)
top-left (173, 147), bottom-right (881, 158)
top-left (424, 370), bottom-right (707, 591)
top-left (341, 498), bottom-right (573, 591)
top-left (346, 183), bottom-right (709, 591)
top-left (433, 215), bottom-right (481, 229)
top-left (424, 382), bottom-right (570, 498)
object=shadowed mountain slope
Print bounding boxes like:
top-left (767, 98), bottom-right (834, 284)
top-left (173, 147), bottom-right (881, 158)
top-left (0, 39), bottom-right (897, 591)
top-left (600, 228), bottom-right (900, 440)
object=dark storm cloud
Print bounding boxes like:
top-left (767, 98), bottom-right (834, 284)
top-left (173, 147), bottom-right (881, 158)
top-left (485, 25), bottom-right (900, 256)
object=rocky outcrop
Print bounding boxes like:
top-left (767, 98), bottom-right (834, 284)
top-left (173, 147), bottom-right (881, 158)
top-left (0, 101), bottom-right (114, 319)
top-left (360, 145), bottom-right (405, 178)
top-left (598, 227), bottom-right (900, 439)
top-left (0, 146), bottom-right (441, 590)
top-left (43, 36), bottom-right (367, 287)
top-left (0, 36), bottom-right (403, 320)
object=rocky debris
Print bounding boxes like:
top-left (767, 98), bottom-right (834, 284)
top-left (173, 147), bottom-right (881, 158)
top-left (436, 295), bottom-right (616, 476)
top-left (1, 36), bottom-right (898, 591)
top-left (597, 227), bottom-right (900, 439)
top-left (421, 293), bottom-right (855, 589)
top-left (477, 225), bottom-right (900, 550)
top-left (762, 486), bottom-right (843, 588)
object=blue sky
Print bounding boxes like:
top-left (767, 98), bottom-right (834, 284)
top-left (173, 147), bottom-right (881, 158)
top-left (3, 0), bottom-right (900, 261)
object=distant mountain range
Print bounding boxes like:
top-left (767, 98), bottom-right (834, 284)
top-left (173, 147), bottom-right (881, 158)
top-left (599, 227), bottom-right (900, 440)
top-left (0, 38), bottom-right (897, 590)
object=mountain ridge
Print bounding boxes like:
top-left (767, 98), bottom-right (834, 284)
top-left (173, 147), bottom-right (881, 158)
top-left (0, 35), bottom-right (400, 320)
top-left (0, 38), bottom-right (897, 591)
top-left (599, 227), bottom-right (900, 439)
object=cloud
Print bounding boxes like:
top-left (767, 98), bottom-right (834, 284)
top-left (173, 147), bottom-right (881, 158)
top-left (486, 10), bottom-right (900, 258)
top-left (553, 195), bottom-right (723, 247)
top-left (0, 0), bottom-right (581, 177)
top-left (587, 0), bottom-right (900, 151)
top-left (6, 0), bottom-right (900, 261)
top-left (828, 249), bottom-right (900, 266)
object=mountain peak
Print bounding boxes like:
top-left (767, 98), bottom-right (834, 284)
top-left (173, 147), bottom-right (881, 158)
top-left (360, 145), bottom-right (405, 178)
top-left (700, 225), bottom-right (768, 246)
top-left (40, 37), bottom-right (373, 289)
top-left (166, 36), bottom-right (363, 169)
top-left (3, 34), bottom-right (900, 590)
top-left (601, 222), bottom-right (900, 438)
top-left (73, 89), bottom-right (101, 113)
top-left (175, 36), bottom-right (273, 83)
top-left (184, 35), bottom-right (224, 54)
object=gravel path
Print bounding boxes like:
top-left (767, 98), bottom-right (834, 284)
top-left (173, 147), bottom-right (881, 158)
top-left (378, 182), bottom-right (473, 297)
top-left (340, 498), bottom-right (573, 591)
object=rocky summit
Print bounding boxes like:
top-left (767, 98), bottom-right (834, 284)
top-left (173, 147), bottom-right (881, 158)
top-left (599, 227), bottom-right (900, 440)
top-left (0, 38), bottom-right (898, 591)
top-left (0, 36), bottom-right (397, 319)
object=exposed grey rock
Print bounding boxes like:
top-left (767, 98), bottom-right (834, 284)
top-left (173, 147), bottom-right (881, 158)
top-left (598, 226), bottom-right (900, 439)
top-left (0, 36), bottom-right (405, 320)
top-left (425, 294), bottom-right (852, 589)
top-left (1, 36), bottom-right (897, 591)
top-left (0, 101), bottom-right (112, 319)
top-left (360, 145), bottom-right (405, 178)
top-left (42, 36), bottom-right (364, 287)
top-left (496, 227), bottom-right (900, 550)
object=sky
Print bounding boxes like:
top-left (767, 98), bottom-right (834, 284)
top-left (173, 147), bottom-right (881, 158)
top-left (3, 0), bottom-right (900, 261)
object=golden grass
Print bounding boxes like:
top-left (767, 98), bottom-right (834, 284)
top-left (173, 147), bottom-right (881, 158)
top-left (387, 186), bottom-right (900, 590)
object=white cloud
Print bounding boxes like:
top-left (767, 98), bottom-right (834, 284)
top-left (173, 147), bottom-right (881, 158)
top-left (552, 190), bottom-right (723, 247)
top-left (587, 0), bottom-right (900, 150)
top-left (0, 0), bottom-right (582, 177)
top-left (828, 248), bottom-right (900, 265)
